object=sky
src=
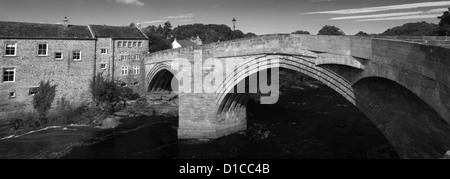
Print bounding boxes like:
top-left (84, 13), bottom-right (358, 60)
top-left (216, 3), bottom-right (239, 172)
top-left (0, 0), bottom-right (449, 35)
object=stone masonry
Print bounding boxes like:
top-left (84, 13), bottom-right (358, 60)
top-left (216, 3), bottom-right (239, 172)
top-left (145, 34), bottom-right (450, 159)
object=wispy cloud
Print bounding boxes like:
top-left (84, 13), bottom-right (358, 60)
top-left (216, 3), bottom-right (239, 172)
top-left (310, 0), bottom-right (334, 2)
top-left (140, 20), bottom-right (165, 24)
top-left (163, 13), bottom-right (195, 19)
top-left (330, 11), bottom-right (422, 20)
top-left (330, 8), bottom-right (448, 21)
top-left (301, 1), bottom-right (450, 15)
top-left (356, 14), bottom-right (441, 21)
top-left (109, 0), bottom-right (144, 6)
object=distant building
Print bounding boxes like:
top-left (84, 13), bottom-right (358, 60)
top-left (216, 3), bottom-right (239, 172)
top-left (88, 24), bottom-right (149, 94)
top-left (172, 36), bottom-right (202, 49)
top-left (0, 18), bottom-right (149, 118)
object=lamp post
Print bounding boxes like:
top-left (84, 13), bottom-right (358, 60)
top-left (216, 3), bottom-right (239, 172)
top-left (232, 18), bottom-right (236, 32)
top-left (232, 18), bottom-right (236, 40)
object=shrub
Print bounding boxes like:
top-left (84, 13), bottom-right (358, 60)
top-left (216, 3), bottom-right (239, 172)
top-left (90, 74), bottom-right (140, 113)
top-left (32, 81), bottom-right (57, 121)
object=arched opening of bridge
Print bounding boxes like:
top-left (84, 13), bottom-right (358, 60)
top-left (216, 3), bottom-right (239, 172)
top-left (147, 69), bottom-right (179, 111)
top-left (215, 68), bottom-right (399, 159)
top-left (352, 77), bottom-right (450, 159)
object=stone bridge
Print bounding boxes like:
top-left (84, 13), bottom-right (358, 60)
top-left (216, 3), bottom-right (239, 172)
top-left (144, 34), bottom-right (450, 159)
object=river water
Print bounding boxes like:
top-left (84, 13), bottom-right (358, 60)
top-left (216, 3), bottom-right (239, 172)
top-left (59, 82), bottom-right (398, 159)
top-left (0, 79), bottom-right (399, 159)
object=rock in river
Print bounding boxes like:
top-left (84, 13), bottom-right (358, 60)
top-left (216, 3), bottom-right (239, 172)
top-left (101, 116), bottom-right (121, 129)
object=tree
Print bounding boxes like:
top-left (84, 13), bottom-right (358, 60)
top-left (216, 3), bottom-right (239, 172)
top-left (437, 7), bottom-right (450, 36)
top-left (244, 32), bottom-right (257, 38)
top-left (146, 33), bottom-right (172, 52)
top-left (129, 22), bottom-right (136, 28)
top-left (171, 23), bottom-right (256, 44)
top-left (355, 31), bottom-right (369, 36)
top-left (90, 74), bottom-right (139, 113)
top-left (163, 21), bottom-right (173, 37)
top-left (292, 30), bottom-right (310, 35)
top-left (318, 25), bottom-right (345, 35)
top-left (156, 25), bottom-right (164, 35)
top-left (142, 23), bottom-right (173, 53)
top-left (381, 21), bottom-right (439, 36)
top-left (33, 81), bottom-right (57, 120)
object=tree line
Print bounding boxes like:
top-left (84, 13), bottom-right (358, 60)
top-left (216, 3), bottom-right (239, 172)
top-left (138, 21), bottom-right (256, 52)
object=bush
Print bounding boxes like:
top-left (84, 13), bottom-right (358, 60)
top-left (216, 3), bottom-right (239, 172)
top-left (32, 81), bottom-right (57, 121)
top-left (318, 25), bottom-right (345, 35)
top-left (90, 74), bottom-right (140, 113)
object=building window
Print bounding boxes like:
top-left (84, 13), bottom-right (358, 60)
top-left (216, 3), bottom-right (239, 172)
top-left (5, 43), bottom-right (17, 56)
top-left (135, 54), bottom-right (140, 61)
top-left (9, 92), bottom-right (16, 98)
top-left (29, 87), bottom-right (39, 96)
top-left (128, 42), bottom-right (132, 48)
top-left (73, 51), bottom-right (81, 61)
top-left (121, 66), bottom-right (128, 75)
top-left (133, 66), bottom-right (140, 74)
top-left (2, 68), bottom-right (15, 82)
top-left (122, 41), bottom-right (127, 47)
top-left (100, 63), bottom-right (107, 70)
top-left (117, 41), bottom-right (122, 47)
top-left (138, 42), bottom-right (142, 47)
top-left (133, 42), bottom-right (137, 47)
top-left (55, 52), bottom-right (63, 60)
top-left (120, 55), bottom-right (128, 61)
top-left (38, 44), bottom-right (48, 56)
top-left (101, 48), bottom-right (108, 54)
top-left (134, 82), bottom-right (140, 86)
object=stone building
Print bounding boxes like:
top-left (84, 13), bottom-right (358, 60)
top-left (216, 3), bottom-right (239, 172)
top-left (172, 36), bottom-right (202, 49)
top-left (88, 24), bottom-right (149, 94)
top-left (0, 18), bottom-right (149, 119)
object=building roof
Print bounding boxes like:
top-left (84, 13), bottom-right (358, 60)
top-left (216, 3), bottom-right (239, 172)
top-left (88, 25), bottom-right (147, 40)
top-left (177, 40), bottom-right (198, 47)
top-left (0, 21), bottom-right (94, 39)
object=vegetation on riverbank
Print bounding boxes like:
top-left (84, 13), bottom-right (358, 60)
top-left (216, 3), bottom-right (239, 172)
top-left (0, 76), bottom-right (142, 139)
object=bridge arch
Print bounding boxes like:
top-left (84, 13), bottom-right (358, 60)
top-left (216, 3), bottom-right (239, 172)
top-left (215, 55), bottom-right (356, 113)
top-left (214, 55), bottom-right (450, 158)
top-left (352, 76), bottom-right (450, 158)
top-left (146, 63), bottom-right (178, 93)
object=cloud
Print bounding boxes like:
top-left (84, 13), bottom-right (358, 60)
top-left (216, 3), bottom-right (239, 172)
top-left (163, 13), bottom-right (195, 19)
top-left (210, 5), bottom-right (222, 8)
top-left (310, 0), bottom-right (334, 2)
top-left (356, 14), bottom-right (442, 21)
top-left (140, 13), bottom-right (195, 25)
top-left (111, 0), bottom-right (144, 6)
top-left (330, 11), bottom-right (423, 20)
top-left (139, 20), bottom-right (165, 24)
top-left (330, 8), bottom-right (448, 21)
top-left (301, 1), bottom-right (450, 15)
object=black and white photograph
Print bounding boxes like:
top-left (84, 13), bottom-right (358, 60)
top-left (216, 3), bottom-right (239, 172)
top-left (0, 0), bottom-right (449, 167)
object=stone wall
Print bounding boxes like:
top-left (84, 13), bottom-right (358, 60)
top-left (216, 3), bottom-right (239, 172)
top-left (0, 39), bottom-right (96, 118)
top-left (113, 39), bottom-right (149, 95)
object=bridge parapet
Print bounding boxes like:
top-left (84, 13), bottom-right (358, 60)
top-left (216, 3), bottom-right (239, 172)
top-left (372, 35), bottom-right (450, 47)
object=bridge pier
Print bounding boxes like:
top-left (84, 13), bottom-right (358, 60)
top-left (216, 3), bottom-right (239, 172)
top-left (178, 93), bottom-right (247, 139)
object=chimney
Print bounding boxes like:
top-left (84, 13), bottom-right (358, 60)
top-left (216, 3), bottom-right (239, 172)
top-left (63, 17), bottom-right (68, 27)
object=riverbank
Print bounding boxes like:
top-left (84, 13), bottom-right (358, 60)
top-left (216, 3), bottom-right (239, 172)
top-left (0, 96), bottom-right (179, 159)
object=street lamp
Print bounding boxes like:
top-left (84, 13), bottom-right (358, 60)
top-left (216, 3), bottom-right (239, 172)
top-left (232, 18), bottom-right (236, 31)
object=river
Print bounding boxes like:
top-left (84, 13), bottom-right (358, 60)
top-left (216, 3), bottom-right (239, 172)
top-left (0, 82), bottom-right (399, 159)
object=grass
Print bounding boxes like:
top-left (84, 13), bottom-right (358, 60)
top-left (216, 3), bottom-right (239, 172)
top-left (0, 103), bottom-right (104, 139)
